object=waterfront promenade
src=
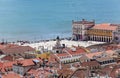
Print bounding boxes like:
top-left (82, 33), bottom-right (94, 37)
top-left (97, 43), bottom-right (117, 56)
top-left (22, 40), bottom-right (105, 50)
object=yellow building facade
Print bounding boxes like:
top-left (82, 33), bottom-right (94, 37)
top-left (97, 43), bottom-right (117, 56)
top-left (87, 24), bottom-right (117, 42)
top-left (36, 52), bottom-right (50, 59)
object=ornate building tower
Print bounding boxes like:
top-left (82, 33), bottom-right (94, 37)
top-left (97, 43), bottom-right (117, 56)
top-left (72, 19), bottom-right (95, 41)
top-left (53, 36), bottom-right (63, 53)
top-left (55, 36), bottom-right (61, 49)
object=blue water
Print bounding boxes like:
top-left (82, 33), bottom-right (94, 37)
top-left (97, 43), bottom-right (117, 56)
top-left (0, 0), bottom-right (120, 41)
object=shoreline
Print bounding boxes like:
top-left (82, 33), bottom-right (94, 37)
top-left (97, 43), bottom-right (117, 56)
top-left (12, 36), bottom-right (72, 44)
top-left (2, 36), bottom-right (106, 51)
top-left (1, 32), bottom-right (72, 43)
top-left (21, 39), bottom-right (105, 51)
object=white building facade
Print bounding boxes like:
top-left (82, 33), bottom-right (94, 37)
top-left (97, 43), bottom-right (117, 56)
top-left (72, 19), bottom-right (95, 41)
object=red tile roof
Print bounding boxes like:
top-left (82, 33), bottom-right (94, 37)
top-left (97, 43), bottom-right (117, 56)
top-left (55, 47), bottom-right (86, 58)
top-left (110, 65), bottom-right (120, 78)
top-left (0, 58), bottom-right (42, 72)
top-left (58, 68), bottom-right (74, 77)
top-left (81, 61), bottom-right (100, 67)
top-left (0, 61), bottom-right (16, 72)
top-left (56, 52), bottom-right (70, 57)
top-left (0, 44), bottom-right (18, 50)
top-left (85, 50), bottom-right (115, 59)
top-left (0, 62), bottom-right (3, 68)
top-left (2, 46), bottom-right (35, 54)
top-left (0, 45), bottom-right (6, 50)
top-left (2, 72), bottom-right (21, 78)
top-left (48, 54), bottom-right (57, 62)
top-left (16, 59), bottom-right (35, 66)
top-left (15, 58), bottom-right (42, 67)
top-left (68, 47), bottom-right (86, 55)
top-left (1, 55), bottom-right (14, 61)
top-left (85, 52), bottom-right (102, 59)
top-left (94, 64), bottom-right (120, 77)
top-left (27, 69), bottom-right (38, 77)
top-left (92, 23), bottom-right (117, 30)
top-left (70, 70), bottom-right (86, 78)
top-left (27, 68), bottom-right (52, 78)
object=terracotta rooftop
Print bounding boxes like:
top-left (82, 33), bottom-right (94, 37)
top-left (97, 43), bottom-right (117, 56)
top-left (94, 64), bottom-right (120, 77)
top-left (16, 59), bottom-right (35, 66)
top-left (48, 54), bottom-right (57, 63)
top-left (2, 46), bottom-right (35, 54)
top-left (85, 52), bottom-right (102, 59)
top-left (68, 47), bottom-right (86, 55)
top-left (70, 69), bottom-right (87, 78)
top-left (0, 58), bottom-right (42, 72)
top-left (0, 61), bottom-right (16, 72)
top-left (15, 58), bottom-right (42, 67)
top-left (110, 65), bottom-right (120, 78)
top-left (27, 68), bottom-right (53, 78)
top-left (56, 52), bottom-right (70, 57)
top-left (0, 44), bottom-right (18, 50)
top-left (85, 50), bottom-right (115, 59)
top-left (92, 23), bottom-right (118, 30)
top-left (2, 72), bottom-right (21, 78)
top-left (105, 50), bottom-right (115, 56)
top-left (1, 55), bottom-right (14, 61)
top-left (55, 47), bottom-right (86, 58)
top-left (0, 45), bottom-right (6, 50)
top-left (81, 61), bottom-right (100, 67)
top-left (58, 68), bottom-right (74, 77)
top-left (0, 62), bottom-right (3, 69)
top-left (27, 69), bottom-right (41, 78)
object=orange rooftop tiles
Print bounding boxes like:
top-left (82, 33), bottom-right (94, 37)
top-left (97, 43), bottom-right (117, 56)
top-left (2, 72), bottom-right (21, 78)
top-left (68, 47), bottom-right (86, 55)
top-left (92, 23), bottom-right (117, 30)
top-left (2, 46), bottom-right (35, 54)
top-left (0, 61), bottom-right (16, 72)
top-left (16, 58), bottom-right (42, 66)
top-left (85, 52), bottom-right (102, 59)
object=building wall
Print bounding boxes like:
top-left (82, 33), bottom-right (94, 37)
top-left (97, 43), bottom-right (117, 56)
top-left (13, 65), bottom-right (33, 75)
top-left (36, 52), bottom-right (50, 59)
top-left (72, 20), bottom-right (94, 41)
top-left (72, 24), bottom-right (86, 40)
top-left (87, 29), bottom-right (112, 37)
top-left (98, 60), bottom-right (116, 66)
top-left (87, 29), bottom-right (113, 42)
top-left (54, 54), bottom-right (82, 64)
top-left (13, 65), bottom-right (24, 75)
top-left (72, 20), bottom-right (120, 43)
top-left (60, 55), bottom-right (81, 63)
top-left (79, 55), bottom-right (90, 63)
